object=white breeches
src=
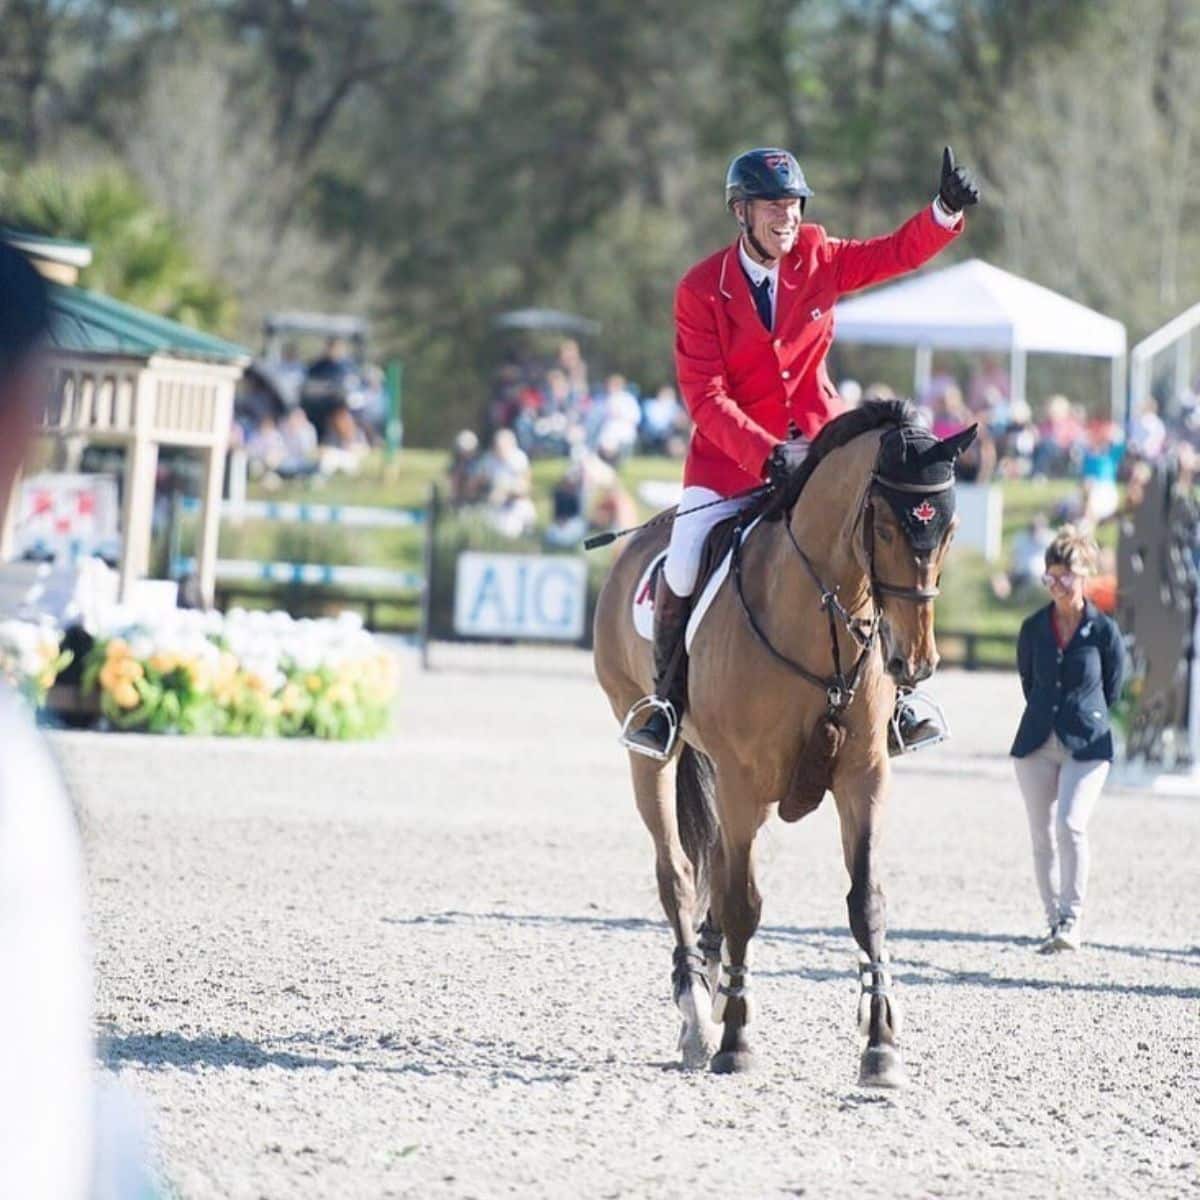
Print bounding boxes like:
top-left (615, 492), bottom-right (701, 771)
top-left (663, 486), bottom-right (758, 597)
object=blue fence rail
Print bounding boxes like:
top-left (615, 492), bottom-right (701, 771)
top-left (171, 488), bottom-right (433, 661)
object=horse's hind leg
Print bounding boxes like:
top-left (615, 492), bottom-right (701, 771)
top-left (627, 750), bottom-right (718, 1069)
top-left (834, 762), bottom-right (906, 1088)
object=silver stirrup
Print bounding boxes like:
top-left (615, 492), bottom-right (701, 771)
top-left (889, 687), bottom-right (950, 755)
top-left (618, 695), bottom-right (679, 761)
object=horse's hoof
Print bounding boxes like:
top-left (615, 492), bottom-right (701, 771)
top-left (711, 1047), bottom-right (758, 1074)
top-left (711, 1033), bottom-right (758, 1074)
top-left (858, 1043), bottom-right (906, 1089)
top-left (678, 1018), bottom-right (719, 1070)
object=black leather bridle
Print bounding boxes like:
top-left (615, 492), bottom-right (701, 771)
top-left (729, 437), bottom-right (954, 712)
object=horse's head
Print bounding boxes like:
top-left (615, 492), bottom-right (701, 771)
top-left (860, 423), bottom-right (977, 688)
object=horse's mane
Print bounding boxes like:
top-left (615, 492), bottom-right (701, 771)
top-left (779, 398), bottom-right (917, 508)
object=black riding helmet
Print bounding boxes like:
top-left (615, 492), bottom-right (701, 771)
top-left (725, 148), bottom-right (814, 215)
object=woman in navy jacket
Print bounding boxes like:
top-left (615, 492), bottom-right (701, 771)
top-left (1012, 526), bottom-right (1125, 954)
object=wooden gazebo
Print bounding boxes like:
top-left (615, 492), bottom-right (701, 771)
top-left (0, 233), bottom-right (250, 606)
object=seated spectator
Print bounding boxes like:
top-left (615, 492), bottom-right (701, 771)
top-left (302, 337), bottom-right (362, 442)
top-left (919, 358), bottom-right (958, 409)
top-left (1080, 420), bottom-right (1123, 521)
top-left (518, 368), bottom-right (581, 458)
top-left (931, 386), bottom-right (971, 438)
top-left (449, 430), bottom-right (485, 507)
top-left (591, 374), bottom-right (641, 462)
top-left (1128, 398), bottom-right (1167, 462)
top-left (968, 355), bottom-right (1010, 412)
top-left (557, 338), bottom-right (590, 400)
top-left (318, 402), bottom-right (369, 475)
top-left (275, 341), bottom-right (306, 406)
top-left (992, 514), bottom-right (1055, 599)
top-left (478, 429), bottom-right (537, 538)
top-left (544, 475), bottom-right (587, 549)
top-left (640, 385), bottom-right (689, 457)
top-left (1032, 394), bottom-right (1083, 478)
top-left (356, 364), bottom-right (389, 440)
top-left (487, 357), bottom-right (526, 435)
top-left (1054, 478), bottom-right (1104, 532)
top-left (513, 383), bottom-right (553, 456)
top-left (994, 398), bottom-right (1037, 478)
top-left (246, 409), bottom-right (320, 482)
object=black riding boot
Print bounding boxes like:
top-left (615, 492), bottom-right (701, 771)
top-left (888, 690), bottom-right (947, 756)
top-left (623, 577), bottom-right (692, 759)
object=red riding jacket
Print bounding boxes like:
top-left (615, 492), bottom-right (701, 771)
top-left (675, 206), bottom-right (962, 496)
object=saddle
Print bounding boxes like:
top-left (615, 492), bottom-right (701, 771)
top-left (650, 485), bottom-right (783, 604)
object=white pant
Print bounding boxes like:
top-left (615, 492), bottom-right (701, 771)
top-left (664, 486), bottom-right (757, 597)
top-left (1013, 733), bottom-right (1109, 925)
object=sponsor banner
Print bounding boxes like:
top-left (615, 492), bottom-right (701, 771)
top-left (454, 552), bottom-right (587, 641)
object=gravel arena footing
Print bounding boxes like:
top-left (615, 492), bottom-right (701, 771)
top-left (59, 644), bottom-right (1199, 1199)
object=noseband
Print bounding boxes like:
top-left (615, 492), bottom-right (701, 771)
top-left (728, 430), bottom-right (953, 712)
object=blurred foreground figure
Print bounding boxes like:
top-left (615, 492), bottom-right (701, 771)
top-left (0, 239), bottom-right (93, 1197)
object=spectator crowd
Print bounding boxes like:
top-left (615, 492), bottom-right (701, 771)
top-left (450, 338), bottom-right (679, 546)
top-left (233, 338), bottom-right (391, 486)
top-left (234, 327), bottom-right (1200, 564)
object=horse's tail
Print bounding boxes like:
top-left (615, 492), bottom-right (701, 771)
top-left (676, 744), bottom-right (718, 913)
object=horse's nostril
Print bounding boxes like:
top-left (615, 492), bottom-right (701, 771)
top-left (887, 656), bottom-right (906, 678)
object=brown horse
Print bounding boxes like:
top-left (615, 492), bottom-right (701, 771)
top-left (593, 401), bottom-right (975, 1083)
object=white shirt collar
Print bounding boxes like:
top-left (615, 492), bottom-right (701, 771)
top-left (738, 238), bottom-right (778, 289)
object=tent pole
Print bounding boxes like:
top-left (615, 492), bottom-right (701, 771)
top-left (1009, 346), bottom-right (1027, 408)
top-left (913, 344), bottom-right (932, 402)
top-left (1112, 354), bottom-right (1129, 430)
top-left (1175, 337), bottom-right (1192, 411)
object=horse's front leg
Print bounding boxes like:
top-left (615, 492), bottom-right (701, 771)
top-left (627, 750), bottom-right (719, 1069)
top-left (834, 758), bottom-right (906, 1088)
top-left (709, 767), bottom-right (768, 1074)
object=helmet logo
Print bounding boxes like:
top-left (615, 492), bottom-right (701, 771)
top-left (911, 500), bottom-right (937, 524)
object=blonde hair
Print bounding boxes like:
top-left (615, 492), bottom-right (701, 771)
top-left (1045, 525), bottom-right (1099, 576)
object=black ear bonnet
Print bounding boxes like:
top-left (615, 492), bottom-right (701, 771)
top-left (872, 424), bottom-right (977, 551)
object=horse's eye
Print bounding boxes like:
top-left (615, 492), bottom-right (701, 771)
top-left (876, 526), bottom-right (894, 544)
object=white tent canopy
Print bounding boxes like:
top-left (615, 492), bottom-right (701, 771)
top-left (833, 258), bottom-right (1128, 420)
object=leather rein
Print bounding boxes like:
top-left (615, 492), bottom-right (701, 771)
top-left (729, 461), bottom-right (951, 713)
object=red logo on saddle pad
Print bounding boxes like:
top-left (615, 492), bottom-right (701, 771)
top-left (910, 500), bottom-right (937, 524)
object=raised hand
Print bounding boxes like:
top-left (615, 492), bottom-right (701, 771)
top-left (938, 145), bottom-right (980, 212)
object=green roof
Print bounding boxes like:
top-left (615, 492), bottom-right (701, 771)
top-left (46, 283), bottom-right (250, 364)
top-left (3, 228), bottom-right (93, 253)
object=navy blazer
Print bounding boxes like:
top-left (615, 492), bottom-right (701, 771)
top-left (1011, 601), bottom-right (1126, 761)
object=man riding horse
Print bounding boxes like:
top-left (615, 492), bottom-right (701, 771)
top-left (622, 145), bottom-right (980, 759)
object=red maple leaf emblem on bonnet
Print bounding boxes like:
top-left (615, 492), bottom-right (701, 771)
top-left (910, 500), bottom-right (937, 524)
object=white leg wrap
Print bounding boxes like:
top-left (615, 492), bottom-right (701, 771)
top-left (713, 947), bottom-right (754, 1025)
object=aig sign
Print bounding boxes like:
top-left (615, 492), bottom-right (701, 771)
top-left (454, 553), bottom-right (588, 641)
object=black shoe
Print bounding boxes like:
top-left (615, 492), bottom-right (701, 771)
top-left (624, 705), bottom-right (676, 759)
top-left (888, 695), bottom-right (947, 756)
top-left (620, 574), bottom-right (691, 760)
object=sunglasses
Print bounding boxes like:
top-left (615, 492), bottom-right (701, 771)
top-left (1042, 571), bottom-right (1082, 592)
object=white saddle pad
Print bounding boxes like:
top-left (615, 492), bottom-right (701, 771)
top-left (630, 516), bottom-right (763, 652)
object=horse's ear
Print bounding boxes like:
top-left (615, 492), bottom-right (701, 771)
top-left (937, 423), bottom-right (978, 461)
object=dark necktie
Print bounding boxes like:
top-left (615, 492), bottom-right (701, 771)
top-left (751, 274), bottom-right (773, 330)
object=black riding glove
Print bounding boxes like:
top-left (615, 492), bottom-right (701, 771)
top-left (765, 438), bottom-right (811, 489)
top-left (937, 145), bottom-right (980, 213)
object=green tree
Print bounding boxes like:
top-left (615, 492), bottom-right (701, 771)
top-left (1, 164), bottom-right (237, 332)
